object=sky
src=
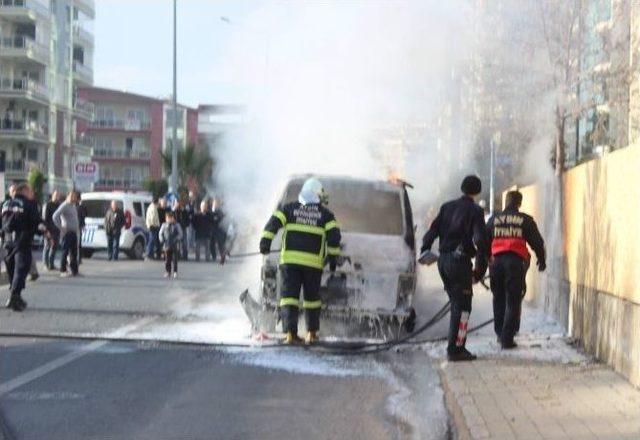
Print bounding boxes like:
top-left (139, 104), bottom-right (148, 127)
top-left (93, 0), bottom-right (465, 109)
top-left (94, 0), bottom-right (265, 107)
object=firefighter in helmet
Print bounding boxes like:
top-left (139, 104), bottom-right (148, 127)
top-left (260, 177), bottom-right (341, 344)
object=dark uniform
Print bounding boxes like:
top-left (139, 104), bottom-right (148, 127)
top-left (260, 202), bottom-right (341, 336)
top-left (487, 207), bottom-right (545, 347)
top-left (210, 208), bottom-right (226, 264)
top-left (2, 194), bottom-right (41, 311)
top-left (422, 196), bottom-right (489, 358)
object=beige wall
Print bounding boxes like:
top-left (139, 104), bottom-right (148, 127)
top-left (514, 143), bottom-right (640, 385)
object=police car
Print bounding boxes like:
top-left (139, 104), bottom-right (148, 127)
top-left (80, 192), bottom-right (151, 259)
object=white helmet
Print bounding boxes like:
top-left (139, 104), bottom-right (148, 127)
top-left (298, 177), bottom-right (326, 205)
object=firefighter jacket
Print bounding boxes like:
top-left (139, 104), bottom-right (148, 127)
top-left (487, 207), bottom-right (545, 264)
top-left (260, 202), bottom-right (341, 270)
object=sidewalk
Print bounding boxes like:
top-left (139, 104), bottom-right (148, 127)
top-left (434, 312), bottom-right (640, 439)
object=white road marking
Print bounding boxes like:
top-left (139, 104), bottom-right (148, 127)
top-left (0, 316), bottom-right (155, 396)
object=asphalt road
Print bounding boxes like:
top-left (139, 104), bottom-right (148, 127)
top-left (0, 252), bottom-right (461, 440)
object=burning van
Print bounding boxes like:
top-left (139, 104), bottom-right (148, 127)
top-left (241, 175), bottom-right (417, 339)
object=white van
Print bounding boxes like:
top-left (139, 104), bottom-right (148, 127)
top-left (80, 192), bottom-right (152, 259)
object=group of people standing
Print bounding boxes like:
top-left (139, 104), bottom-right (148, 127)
top-left (2, 183), bottom-right (86, 312)
top-left (144, 195), bottom-right (228, 279)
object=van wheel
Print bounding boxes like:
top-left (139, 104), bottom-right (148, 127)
top-left (129, 237), bottom-right (145, 260)
top-left (81, 249), bottom-right (94, 258)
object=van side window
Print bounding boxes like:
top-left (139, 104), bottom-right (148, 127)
top-left (133, 202), bottom-right (143, 217)
top-left (143, 203), bottom-right (150, 215)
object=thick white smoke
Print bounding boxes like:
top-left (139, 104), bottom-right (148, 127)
top-left (212, 1), bottom-right (472, 245)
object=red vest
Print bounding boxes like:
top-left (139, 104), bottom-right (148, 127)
top-left (491, 213), bottom-right (530, 260)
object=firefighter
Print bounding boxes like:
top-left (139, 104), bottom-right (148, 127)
top-left (487, 190), bottom-right (546, 349)
top-left (3, 184), bottom-right (43, 311)
top-left (259, 177), bottom-right (341, 345)
top-left (421, 175), bottom-right (489, 362)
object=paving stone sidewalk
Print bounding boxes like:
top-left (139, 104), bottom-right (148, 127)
top-left (439, 338), bottom-right (640, 440)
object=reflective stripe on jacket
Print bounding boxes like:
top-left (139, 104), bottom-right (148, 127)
top-left (261, 202), bottom-right (341, 270)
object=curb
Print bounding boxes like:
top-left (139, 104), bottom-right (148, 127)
top-left (437, 362), bottom-right (471, 440)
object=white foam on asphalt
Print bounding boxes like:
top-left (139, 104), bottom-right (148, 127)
top-left (224, 348), bottom-right (378, 377)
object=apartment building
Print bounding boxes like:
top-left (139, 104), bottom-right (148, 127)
top-left (78, 87), bottom-right (197, 192)
top-left (0, 0), bottom-right (95, 193)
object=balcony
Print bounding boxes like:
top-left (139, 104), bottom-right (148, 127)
top-left (0, 77), bottom-right (49, 105)
top-left (0, 118), bottom-right (48, 143)
top-left (74, 0), bottom-right (94, 19)
top-left (0, 0), bottom-right (50, 21)
top-left (73, 23), bottom-right (94, 47)
top-left (73, 133), bottom-right (93, 155)
top-left (96, 178), bottom-right (145, 190)
top-left (93, 148), bottom-right (151, 161)
top-left (4, 158), bottom-right (47, 176)
top-left (72, 60), bottom-right (93, 86)
top-left (90, 119), bottom-right (151, 132)
top-left (72, 98), bottom-right (95, 121)
top-left (0, 35), bottom-right (49, 65)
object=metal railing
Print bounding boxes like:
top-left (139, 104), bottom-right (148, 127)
top-left (96, 178), bottom-right (145, 189)
top-left (73, 133), bottom-right (94, 148)
top-left (0, 35), bottom-right (49, 63)
top-left (72, 60), bottom-right (93, 82)
top-left (4, 159), bottom-right (47, 174)
top-left (90, 119), bottom-right (151, 131)
top-left (74, 0), bottom-right (95, 17)
top-left (72, 23), bottom-right (94, 46)
top-left (93, 148), bottom-right (151, 160)
top-left (73, 98), bottom-right (95, 118)
top-left (0, 77), bottom-right (49, 99)
top-left (0, 118), bottom-right (48, 139)
top-left (0, 0), bottom-right (50, 17)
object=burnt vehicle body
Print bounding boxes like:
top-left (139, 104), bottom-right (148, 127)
top-left (241, 175), bottom-right (417, 339)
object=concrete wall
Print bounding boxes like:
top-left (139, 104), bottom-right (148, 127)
top-left (516, 143), bottom-right (640, 385)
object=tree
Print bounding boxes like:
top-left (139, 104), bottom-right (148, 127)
top-left (142, 178), bottom-right (168, 199)
top-left (162, 143), bottom-right (214, 196)
top-left (27, 167), bottom-right (45, 205)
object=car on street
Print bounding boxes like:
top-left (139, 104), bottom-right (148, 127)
top-left (80, 192), bottom-right (151, 259)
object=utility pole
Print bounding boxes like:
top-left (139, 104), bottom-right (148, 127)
top-left (170, 0), bottom-right (178, 194)
top-left (489, 137), bottom-right (495, 215)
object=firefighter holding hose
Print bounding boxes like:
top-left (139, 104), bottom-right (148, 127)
top-left (486, 190), bottom-right (546, 349)
top-left (421, 175), bottom-right (489, 362)
top-left (260, 177), bottom-right (342, 344)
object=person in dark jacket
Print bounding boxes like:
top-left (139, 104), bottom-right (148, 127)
top-left (210, 198), bottom-right (226, 265)
top-left (486, 190), bottom-right (546, 349)
top-left (157, 198), bottom-right (169, 225)
top-left (3, 184), bottom-right (43, 311)
top-left (173, 199), bottom-right (191, 260)
top-left (42, 190), bottom-right (61, 270)
top-left (192, 201), bottom-right (213, 261)
top-left (104, 200), bottom-right (125, 261)
top-left (421, 175), bottom-right (489, 362)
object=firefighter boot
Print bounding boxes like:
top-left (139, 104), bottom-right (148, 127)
top-left (305, 331), bottom-right (318, 345)
top-left (284, 331), bottom-right (303, 345)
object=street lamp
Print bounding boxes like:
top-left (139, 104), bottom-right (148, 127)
top-left (170, 0), bottom-right (178, 195)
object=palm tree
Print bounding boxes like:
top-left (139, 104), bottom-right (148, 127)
top-left (162, 143), bottom-right (214, 196)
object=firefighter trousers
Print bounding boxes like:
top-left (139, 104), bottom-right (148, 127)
top-left (490, 252), bottom-right (526, 346)
top-left (438, 252), bottom-right (473, 355)
top-left (279, 264), bottom-right (322, 334)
